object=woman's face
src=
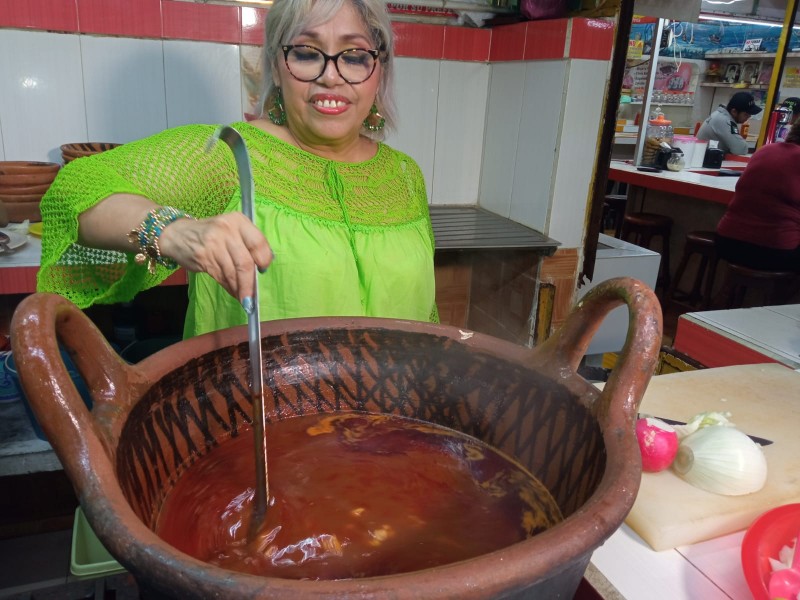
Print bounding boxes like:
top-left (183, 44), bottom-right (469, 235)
top-left (274, 1), bottom-right (381, 150)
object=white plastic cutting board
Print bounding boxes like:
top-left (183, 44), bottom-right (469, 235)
top-left (625, 363), bottom-right (800, 551)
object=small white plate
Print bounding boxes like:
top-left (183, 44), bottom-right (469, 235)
top-left (0, 229), bottom-right (28, 253)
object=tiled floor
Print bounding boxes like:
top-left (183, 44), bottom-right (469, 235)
top-left (0, 527), bottom-right (73, 596)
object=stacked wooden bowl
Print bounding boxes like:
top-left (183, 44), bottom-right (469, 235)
top-left (61, 142), bottom-right (120, 164)
top-left (0, 161), bottom-right (61, 223)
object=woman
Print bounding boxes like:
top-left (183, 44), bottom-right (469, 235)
top-left (38, 0), bottom-right (437, 338)
top-left (715, 119), bottom-right (800, 273)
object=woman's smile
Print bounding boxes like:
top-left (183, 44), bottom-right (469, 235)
top-left (310, 94), bottom-right (351, 114)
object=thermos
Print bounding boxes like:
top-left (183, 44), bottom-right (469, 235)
top-left (764, 105), bottom-right (792, 144)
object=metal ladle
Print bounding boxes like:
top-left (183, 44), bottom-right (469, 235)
top-left (207, 126), bottom-right (268, 539)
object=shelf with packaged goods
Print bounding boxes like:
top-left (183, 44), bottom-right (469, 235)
top-left (630, 101), bottom-right (695, 106)
top-left (705, 52), bottom-right (800, 60)
top-left (699, 82), bottom-right (769, 89)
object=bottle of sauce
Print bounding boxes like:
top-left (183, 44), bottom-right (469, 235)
top-left (739, 121), bottom-right (750, 139)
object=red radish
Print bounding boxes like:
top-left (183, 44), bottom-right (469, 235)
top-left (636, 417), bottom-right (679, 472)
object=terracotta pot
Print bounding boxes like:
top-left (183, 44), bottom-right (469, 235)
top-left (0, 161), bottom-right (60, 176)
top-left (4, 201), bottom-right (41, 222)
top-left (0, 182), bottom-right (52, 195)
top-left (60, 142), bottom-right (120, 154)
top-left (0, 172), bottom-right (58, 187)
top-left (10, 277), bottom-right (662, 600)
top-left (0, 193), bottom-right (44, 203)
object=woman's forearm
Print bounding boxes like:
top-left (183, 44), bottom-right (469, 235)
top-left (77, 194), bottom-right (156, 252)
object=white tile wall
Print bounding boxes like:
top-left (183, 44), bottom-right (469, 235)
top-left (240, 45), bottom-right (264, 119)
top-left (164, 40), bottom-right (243, 128)
top-left (510, 60), bottom-right (567, 232)
top-left (384, 58), bottom-right (440, 202)
top-left (81, 36), bottom-right (167, 143)
top-left (549, 59), bottom-right (609, 248)
top-left (0, 28), bottom-right (608, 257)
top-left (479, 62), bottom-right (526, 218)
top-left (0, 30), bottom-right (87, 163)
top-left (430, 61), bottom-right (489, 205)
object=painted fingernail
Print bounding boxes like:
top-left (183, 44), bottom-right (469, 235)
top-left (242, 296), bottom-right (254, 313)
top-left (257, 265), bottom-right (268, 274)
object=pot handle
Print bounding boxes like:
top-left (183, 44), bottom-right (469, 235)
top-left (530, 277), bottom-right (662, 424)
top-left (10, 292), bottom-right (139, 453)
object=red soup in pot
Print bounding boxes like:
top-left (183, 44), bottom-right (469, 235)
top-left (156, 412), bottom-right (563, 580)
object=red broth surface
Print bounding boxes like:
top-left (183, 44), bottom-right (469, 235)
top-left (156, 412), bottom-right (562, 580)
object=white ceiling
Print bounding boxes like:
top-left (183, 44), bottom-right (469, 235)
top-left (701, 0), bottom-right (789, 22)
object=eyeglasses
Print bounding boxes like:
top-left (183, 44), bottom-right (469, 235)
top-left (281, 45), bottom-right (380, 84)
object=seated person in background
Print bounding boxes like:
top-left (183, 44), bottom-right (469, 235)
top-left (715, 119), bottom-right (800, 273)
top-left (782, 96), bottom-right (800, 122)
top-left (697, 91), bottom-right (762, 155)
top-left (775, 97), bottom-right (800, 142)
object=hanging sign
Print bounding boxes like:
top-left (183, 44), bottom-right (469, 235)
top-left (628, 39), bottom-right (645, 59)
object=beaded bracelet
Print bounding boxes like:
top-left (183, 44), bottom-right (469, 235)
top-left (127, 206), bottom-right (194, 274)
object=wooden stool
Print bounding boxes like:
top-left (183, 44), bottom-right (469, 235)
top-left (664, 231), bottom-right (719, 310)
top-left (719, 263), bottom-right (797, 308)
top-left (601, 194), bottom-right (627, 238)
top-left (621, 212), bottom-right (673, 292)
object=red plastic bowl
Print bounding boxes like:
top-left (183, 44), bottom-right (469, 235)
top-left (741, 503), bottom-right (800, 600)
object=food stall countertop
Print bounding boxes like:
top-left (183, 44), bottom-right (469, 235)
top-left (591, 363), bottom-right (800, 599)
top-left (608, 160), bottom-right (746, 205)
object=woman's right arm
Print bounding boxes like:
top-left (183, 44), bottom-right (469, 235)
top-left (77, 194), bottom-right (272, 302)
top-left (39, 125), bottom-right (271, 305)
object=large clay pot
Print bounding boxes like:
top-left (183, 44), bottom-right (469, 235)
top-left (11, 277), bottom-right (661, 599)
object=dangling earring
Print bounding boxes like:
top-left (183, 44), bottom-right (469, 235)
top-left (362, 103), bottom-right (385, 132)
top-left (267, 88), bottom-right (287, 126)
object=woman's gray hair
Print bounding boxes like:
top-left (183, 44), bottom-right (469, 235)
top-left (260, 0), bottom-right (396, 140)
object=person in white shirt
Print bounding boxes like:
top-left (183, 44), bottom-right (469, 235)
top-left (697, 91), bottom-right (762, 155)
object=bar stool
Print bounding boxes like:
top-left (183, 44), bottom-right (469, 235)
top-left (602, 194), bottom-right (627, 238)
top-left (719, 263), bottom-right (797, 308)
top-left (621, 212), bottom-right (673, 292)
top-left (664, 231), bottom-right (719, 310)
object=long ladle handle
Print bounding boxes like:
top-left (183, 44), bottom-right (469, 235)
top-left (208, 125), bottom-right (268, 536)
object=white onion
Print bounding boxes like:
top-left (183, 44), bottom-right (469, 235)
top-left (672, 426), bottom-right (768, 496)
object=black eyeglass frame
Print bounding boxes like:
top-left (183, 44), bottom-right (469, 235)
top-left (281, 44), bottom-right (381, 84)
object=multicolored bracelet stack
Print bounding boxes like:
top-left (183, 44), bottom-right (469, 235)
top-left (127, 206), bottom-right (194, 274)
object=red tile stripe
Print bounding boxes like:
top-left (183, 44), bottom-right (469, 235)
top-left (524, 19), bottom-right (568, 60)
top-left (0, 267), bottom-right (39, 295)
top-left (77, 0), bottom-right (162, 38)
top-left (0, 266), bottom-right (187, 295)
top-left (489, 22), bottom-right (527, 61)
top-left (673, 317), bottom-right (782, 368)
top-left (443, 25), bottom-right (490, 62)
top-left (162, 0), bottom-right (240, 44)
top-left (0, 0), bottom-right (79, 33)
top-left (567, 18), bottom-right (614, 60)
top-left (241, 6), bottom-right (267, 46)
top-left (393, 22), bottom-right (445, 59)
top-left (0, 2), bottom-right (612, 64)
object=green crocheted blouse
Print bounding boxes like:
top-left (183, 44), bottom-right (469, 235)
top-left (37, 122), bottom-right (437, 338)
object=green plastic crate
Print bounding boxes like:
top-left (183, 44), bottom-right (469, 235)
top-left (70, 507), bottom-right (126, 579)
